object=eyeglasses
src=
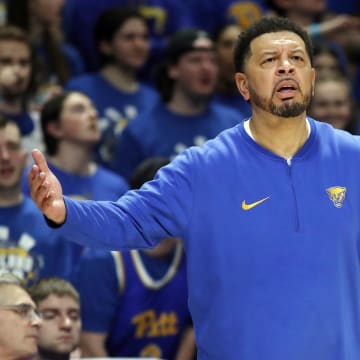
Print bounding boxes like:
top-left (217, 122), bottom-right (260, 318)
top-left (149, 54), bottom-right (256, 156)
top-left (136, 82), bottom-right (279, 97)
top-left (0, 303), bottom-right (43, 321)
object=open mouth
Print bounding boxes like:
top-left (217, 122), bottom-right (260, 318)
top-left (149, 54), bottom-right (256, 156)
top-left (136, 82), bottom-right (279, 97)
top-left (275, 82), bottom-right (298, 100)
top-left (198, 76), bottom-right (214, 86)
top-left (0, 167), bottom-right (14, 177)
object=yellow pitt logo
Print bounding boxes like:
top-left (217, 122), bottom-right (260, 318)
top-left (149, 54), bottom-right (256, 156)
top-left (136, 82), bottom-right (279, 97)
top-left (242, 196), bottom-right (270, 210)
top-left (326, 186), bottom-right (346, 208)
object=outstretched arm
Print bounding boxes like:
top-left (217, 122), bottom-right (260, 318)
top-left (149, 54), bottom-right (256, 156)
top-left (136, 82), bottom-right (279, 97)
top-left (28, 147), bottom-right (193, 251)
top-left (28, 149), bottom-right (66, 224)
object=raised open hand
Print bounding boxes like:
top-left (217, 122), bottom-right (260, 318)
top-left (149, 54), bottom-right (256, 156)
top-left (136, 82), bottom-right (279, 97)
top-left (28, 149), bottom-right (66, 224)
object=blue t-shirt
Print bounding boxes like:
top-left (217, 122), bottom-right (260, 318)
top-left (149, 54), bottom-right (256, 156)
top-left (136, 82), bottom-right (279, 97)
top-left (0, 197), bottom-right (74, 284)
top-left (58, 118), bottom-right (360, 359)
top-left (111, 101), bottom-right (242, 178)
top-left (65, 73), bottom-right (159, 167)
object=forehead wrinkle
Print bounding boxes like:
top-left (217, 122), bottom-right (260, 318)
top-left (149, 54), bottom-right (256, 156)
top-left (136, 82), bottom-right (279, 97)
top-left (253, 32), bottom-right (305, 50)
top-left (259, 46), bottom-right (305, 54)
top-left (272, 38), bottom-right (301, 45)
top-left (0, 290), bottom-right (35, 307)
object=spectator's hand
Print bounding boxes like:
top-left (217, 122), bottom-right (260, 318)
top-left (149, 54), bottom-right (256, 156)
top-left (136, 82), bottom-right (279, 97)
top-left (320, 15), bottom-right (360, 36)
top-left (28, 149), bottom-right (66, 224)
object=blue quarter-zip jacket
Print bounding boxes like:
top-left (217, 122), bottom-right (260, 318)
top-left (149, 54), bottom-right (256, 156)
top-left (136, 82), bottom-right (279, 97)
top-left (55, 118), bottom-right (360, 359)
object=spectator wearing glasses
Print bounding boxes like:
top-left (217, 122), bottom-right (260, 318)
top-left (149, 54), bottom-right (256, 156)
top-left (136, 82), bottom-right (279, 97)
top-left (0, 271), bottom-right (42, 360)
top-left (28, 277), bottom-right (81, 360)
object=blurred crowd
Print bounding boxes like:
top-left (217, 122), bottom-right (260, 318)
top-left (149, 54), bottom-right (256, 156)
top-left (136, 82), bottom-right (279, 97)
top-left (0, 0), bottom-right (359, 359)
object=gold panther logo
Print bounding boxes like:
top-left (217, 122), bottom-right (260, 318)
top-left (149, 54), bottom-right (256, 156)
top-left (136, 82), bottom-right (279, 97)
top-left (326, 186), bottom-right (346, 208)
top-left (140, 343), bottom-right (162, 357)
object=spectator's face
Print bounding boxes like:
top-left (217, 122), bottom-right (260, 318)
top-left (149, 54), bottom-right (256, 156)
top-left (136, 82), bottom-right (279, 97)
top-left (310, 79), bottom-right (352, 130)
top-left (169, 38), bottom-right (219, 100)
top-left (56, 92), bottom-right (100, 146)
top-left (216, 25), bottom-right (242, 83)
top-left (103, 17), bottom-right (150, 70)
top-left (0, 285), bottom-right (41, 359)
top-left (37, 294), bottom-right (81, 355)
top-left (0, 40), bottom-right (32, 98)
top-left (272, 0), bottom-right (326, 16)
top-left (0, 122), bottom-right (27, 192)
top-left (29, 0), bottom-right (65, 26)
top-left (235, 31), bottom-right (315, 118)
top-left (292, 0), bottom-right (326, 15)
top-left (313, 52), bottom-right (342, 78)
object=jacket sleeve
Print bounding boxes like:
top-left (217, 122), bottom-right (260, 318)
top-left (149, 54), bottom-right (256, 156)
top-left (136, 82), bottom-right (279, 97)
top-left (55, 150), bottom-right (195, 251)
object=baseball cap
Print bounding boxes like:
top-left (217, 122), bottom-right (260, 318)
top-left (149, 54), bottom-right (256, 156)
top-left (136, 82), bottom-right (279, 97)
top-left (165, 28), bottom-right (214, 62)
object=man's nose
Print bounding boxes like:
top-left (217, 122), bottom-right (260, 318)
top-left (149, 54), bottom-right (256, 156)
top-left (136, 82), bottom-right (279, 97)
top-left (60, 315), bottom-right (73, 328)
top-left (276, 58), bottom-right (295, 75)
top-left (11, 63), bottom-right (23, 76)
top-left (0, 146), bottom-right (10, 160)
top-left (30, 314), bottom-right (42, 328)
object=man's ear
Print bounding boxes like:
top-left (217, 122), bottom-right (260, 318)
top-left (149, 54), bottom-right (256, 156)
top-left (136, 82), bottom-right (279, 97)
top-left (99, 40), bottom-right (112, 56)
top-left (168, 64), bottom-right (179, 81)
top-left (47, 121), bottom-right (62, 137)
top-left (234, 72), bottom-right (250, 101)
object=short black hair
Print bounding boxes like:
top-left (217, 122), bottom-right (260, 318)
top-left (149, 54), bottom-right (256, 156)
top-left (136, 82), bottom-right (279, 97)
top-left (129, 157), bottom-right (170, 189)
top-left (94, 6), bottom-right (147, 66)
top-left (0, 113), bottom-right (15, 130)
top-left (0, 25), bottom-right (31, 48)
top-left (233, 17), bottom-right (313, 73)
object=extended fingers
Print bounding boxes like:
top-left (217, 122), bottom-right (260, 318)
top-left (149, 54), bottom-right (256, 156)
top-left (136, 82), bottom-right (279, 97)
top-left (31, 149), bottom-right (50, 173)
top-left (29, 169), bottom-right (51, 206)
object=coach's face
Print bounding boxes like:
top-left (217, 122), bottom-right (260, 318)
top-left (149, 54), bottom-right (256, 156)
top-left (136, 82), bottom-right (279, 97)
top-left (235, 31), bottom-right (315, 118)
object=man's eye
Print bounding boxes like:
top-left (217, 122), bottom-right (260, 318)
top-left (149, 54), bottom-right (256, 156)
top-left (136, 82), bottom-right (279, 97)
top-left (19, 304), bottom-right (31, 316)
top-left (69, 104), bottom-right (86, 113)
top-left (69, 313), bottom-right (80, 321)
top-left (0, 59), bottom-right (11, 66)
top-left (42, 312), bottom-right (57, 320)
top-left (292, 55), bottom-right (304, 62)
top-left (19, 60), bottom-right (30, 67)
top-left (7, 142), bottom-right (21, 152)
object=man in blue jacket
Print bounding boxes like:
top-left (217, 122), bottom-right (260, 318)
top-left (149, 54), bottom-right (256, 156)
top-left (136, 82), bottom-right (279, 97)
top-left (28, 17), bottom-right (360, 359)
